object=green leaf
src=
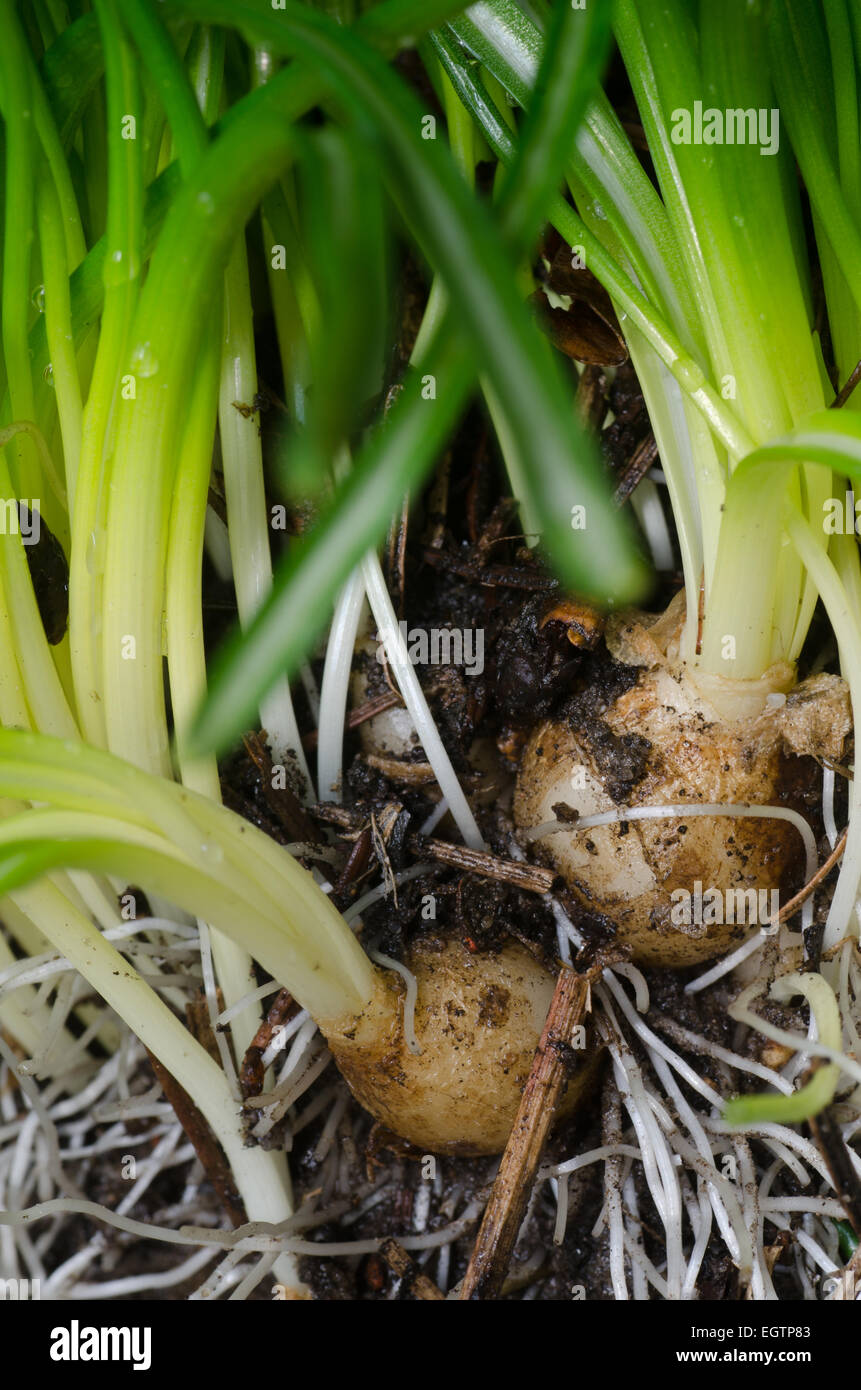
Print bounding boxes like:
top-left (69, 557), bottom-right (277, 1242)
top-left (725, 971), bottom-right (843, 1129)
top-left (287, 124), bottom-right (390, 494)
top-left (190, 320), bottom-right (476, 755)
top-left (835, 1218), bottom-right (859, 1262)
top-left (723, 1066), bottom-right (839, 1126)
top-left (181, 0), bottom-right (645, 752)
top-left (495, 0), bottom-right (610, 251)
top-left (40, 10), bottom-right (104, 146)
top-left (122, 0), bottom-right (210, 174)
top-left (770, 0), bottom-right (861, 345)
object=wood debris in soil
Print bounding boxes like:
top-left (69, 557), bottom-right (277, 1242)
top-left (311, 800), bottom-right (558, 899)
top-left (240, 987), bottom-right (299, 1100)
top-left (145, 1049), bottom-right (246, 1227)
top-left (379, 1238), bottom-right (446, 1300)
top-left (459, 957), bottom-right (607, 1300)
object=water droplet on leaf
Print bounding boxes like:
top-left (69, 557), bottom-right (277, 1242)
top-left (131, 342), bottom-right (159, 378)
top-left (670, 357), bottom-right (705, 394)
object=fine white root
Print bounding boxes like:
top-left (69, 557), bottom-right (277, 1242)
top-left (361, 551), bottom-right (484, 850)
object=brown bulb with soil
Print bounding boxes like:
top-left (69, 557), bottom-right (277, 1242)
top-left (514, 595), bottom-right (851, 968)
top-left (324, 934), bottom-right (597, 1155)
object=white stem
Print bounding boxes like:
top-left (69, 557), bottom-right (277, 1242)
top-left (317, 571), bottom-right (366, 802)
top-left (787, 513), bottom-right (861, 952)
top-left (361, 551), bottom-right (484, 850)
top-left (11, 876), bottom-right (306, 1291)
top-left (218, 238), bottom-right (311, 790)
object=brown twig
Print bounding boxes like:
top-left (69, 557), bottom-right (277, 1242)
top-left (145, 1049), bottom-right (246, 1226)
top-left (459, 962), bottom-right (598, 1300)
top-left (378, 1238), bottom-right (446, 1300)
top-left (364, 753), bottom-right (437, 785)
top-left (413, 835), bottom-right (558, 896)
top-left (310, 803), bottom-right (559, 897)
top-left (613, 432), bottom-right (658, 507)
top-left (831, 357), bottom-right (861, 409)
top-left (309, 803), bottom-right (358, 832)
top-left (770, 826), bottom-right (847, 928)
top-left (807, 1105), bottom-right (861, 1237)
top-left (239, 987), bottom-right (298, 1100)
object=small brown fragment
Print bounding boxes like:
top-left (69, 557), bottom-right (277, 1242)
top-left (386, 495), bottom-right (410, 616)
top-left (531, 252), bottom-right (627, 365)
top-left (575, 364), bottom-right (607, 431)
top-left (365, 753), bottom-right (437, 784)
top-left (744, 1232), bottom-right (789, 1298)
top-left (360, 1253), bottom-right (388, 1293)
top-left (612, 433), bottom-right (659, 507)
top-left (239, 987), bottom-right (298, 1101)
top-left (539, 597), bottom-right (605, 649)
top-left (330, 826), bottom-right (374, 902)
top-left (243, 731), bottom-right (320, 842)
top-left (379, 1237), bottom-right (446, 1300)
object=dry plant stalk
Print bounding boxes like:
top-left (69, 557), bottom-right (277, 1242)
top-left (460, 962), bottom-right (599, 1299)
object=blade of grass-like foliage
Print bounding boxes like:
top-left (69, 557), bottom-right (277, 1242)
top-left (770, 0), bottom-right (861, 319)
top-left (40, 10), bottom-right (104, 145)
top-left (430, 26), bottom-right (515, 164)
top-left (445, 2), bottom-right (704, 358)
top-left (287, 124), bottom-right (389, 496)
top-left (449, 0), bottom-right (535, 107)
top-left (190, 320), bottom-right (475, 755)
top-left (441, 21), bottom-right (754, 455)
top-left (714, 411), bottom-right (861, 551)
top-left (178, 0), bottom-right (645, 752)
top-left (815, 0), bottom-right (861, 393)
top-left (123, 0), bottom-right (209, 173)
top-left (29, 162), bottom-right (181, 404)
top-left (100, 0), bottom-right (476, 771)
top-left (0, 830), bottom-right (357, 1016)
top-left (29, 0), bottom-right (467, 386)
top-left (495, 0), bottom-right (610, 250)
